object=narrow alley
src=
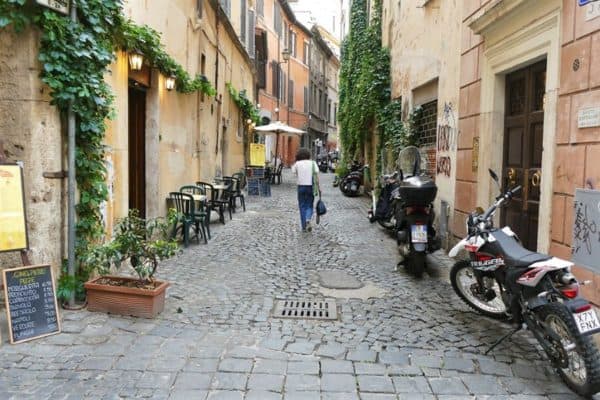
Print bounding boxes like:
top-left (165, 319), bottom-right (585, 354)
top-left (0, 171), bottom-right (582, 399)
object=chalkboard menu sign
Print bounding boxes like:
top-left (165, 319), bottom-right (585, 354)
top-left (2, 264), bottom-right (61, 344)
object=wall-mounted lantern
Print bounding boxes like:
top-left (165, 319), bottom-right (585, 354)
top-left (282, 48), bottom-right (291, 62)
top-left (128, 50), bottom-right (144, 71)
top-left (165, 75), bottom-right (176, 91)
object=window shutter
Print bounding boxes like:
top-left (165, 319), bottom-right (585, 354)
top-left (248, 9), bottom-right (255, 59)
top-left (304, 86), bottom-right (308, 113)
top-left (240, 0), bottom-right (246, 44)
top-left (289, 80), bottom-right (294, 109)
top-left (257, 0), bottom-right (263, 16)
top-left (272, 61), bottom-right (279, 97)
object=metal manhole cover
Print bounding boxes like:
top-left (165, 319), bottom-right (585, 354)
top-left (272, 300), bottom-right (338, 320)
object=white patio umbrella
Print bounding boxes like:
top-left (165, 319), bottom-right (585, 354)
top-left (253, 121), bottom-right (306, 164)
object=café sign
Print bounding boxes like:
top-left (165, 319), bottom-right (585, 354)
top-left (36, 0), bottom-right (69, 15)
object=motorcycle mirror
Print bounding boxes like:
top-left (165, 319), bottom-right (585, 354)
top-left (399, 169), bottom-right (404, 181)
top-left (475, 206), bottom-right (485, 215)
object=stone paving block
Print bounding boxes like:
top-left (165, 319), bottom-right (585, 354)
top-left (247, 374), bottom-right (284, 392)
top-left (195, 347), bottom-right (224, 358)
top-left (428, 377), bottom-right (469, 395)
top-left (359, 394), bottom-right (397, 400)
top-left (168, 389), bottom-right (209, 400)
top-left (260, 338), bottom-right (288, 351)
top-left (387, 364), bottom-right (422, 376)
top-left (476, 358), bottom-right (513, 377)
top-left (253, 359), bottom-right (287, 374)
top-left (286, 342), bottom-right (316, 355)
top-left (354, 362), bottom-right (386, 375)
top-left (285, 374), bottom-right (320, 391)
top-left (184, 358), bottom-right (219, 373)
top-left (321, 393), bottom-right (360, 400)
top-left (211, 372), bottom-right (247, 391)
top-left (245, 390), bottom-right (282, 400)
top-left (218, 358), bottom-right (253, 373)
top-left (256, 348), bottom-right (290, 360)
top-left (346, 349), bottom-right (377, 362)
top-left (148, 357), bottom-right (187, 372)
top-left (282, 391), bottom-right (321, 400)
top-left (316, 343), bottom-right (347, 358)
top-left (320, 359), bottom-right (354, 374)
top-left (356, 375), bottom-right (394, 393)
top-left (497, 377), bottom-right (547, 395)
top-left (511, 363), bottom-right (549, 381)
top-left (206, 390), bottom-right (244, 400)
top-left (392, 376), bottom-right (431, 393)
top-left (75, 356), bottom-right (116, 371)
top-left (173, 372), bottom-right (213, 389)
top-left (461, 375), bottom-right (508, 395)
top-left (321, 373), bottom-right (356, 392)
top-left (135, 372), bottom-right (176, 389)
top-left (287, 361), bottom-right (319, 374)
top-left (397, 394), bottom-right (436, 400)
top-left (442, 357), bottom-right (474, 373)
top-left (436, 396), bottom-right (476, 400)
top-left (379, 351), bottom-right (410, 365)
top-left (411, 355), bottom-right (442, 369)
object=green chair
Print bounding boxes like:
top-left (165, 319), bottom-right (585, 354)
top-left (196, 181), bottom-right (227, 224)
top-left (231, 172), bottom-right (246, 211)
top-left (180, 185), bottom-right (211, 240)
top-left (168, 192), bottom-right (207, 246)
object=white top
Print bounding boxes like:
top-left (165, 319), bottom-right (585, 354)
top-left (291, 160), bottom-right (318, 186)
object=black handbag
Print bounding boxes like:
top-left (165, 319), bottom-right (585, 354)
top-left (316, 198), bottom-right (327, 216)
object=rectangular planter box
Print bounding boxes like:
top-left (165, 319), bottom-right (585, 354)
top-left (84, 276), bottom-right (169, 318)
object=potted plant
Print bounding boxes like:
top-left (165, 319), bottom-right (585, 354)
top-left (83, 209), bottom-right (180, 318)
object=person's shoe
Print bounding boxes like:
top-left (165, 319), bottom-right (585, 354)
top-left (306, 221), bottom-right (312, 232)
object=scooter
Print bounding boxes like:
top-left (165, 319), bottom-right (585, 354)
top-left (393, 147), bottom-right (440, 277)
top-left (339, 163), bottom-right (368, 197)
top-left (368, 172), bottom-right (400, 230)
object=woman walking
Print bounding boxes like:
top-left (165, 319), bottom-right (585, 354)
top-left (291, 148), bottom-right (320, 232)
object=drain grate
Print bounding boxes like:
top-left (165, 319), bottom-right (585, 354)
top-left (272, 300), bottom-right (338, 320)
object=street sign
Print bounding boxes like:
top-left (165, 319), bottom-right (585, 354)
top-left (580, 0), bottom-right (600, 6)
top-left (36, 0), bottom-right (69, 15)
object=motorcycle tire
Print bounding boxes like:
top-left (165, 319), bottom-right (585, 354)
top-left (405, 251), bottom-right (425, 278)
top-left (450, 260), bottom-right (507, 320)
top-left (377, 216), bottom-right (396, 230)
top-left (536, 302), bottom-right (600, 397)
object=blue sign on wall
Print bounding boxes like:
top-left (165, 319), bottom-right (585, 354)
top-left (580, 0), bottom-right (600, 6)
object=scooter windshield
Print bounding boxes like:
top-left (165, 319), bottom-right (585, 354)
top-left (397, 146), bottom-right (426, 178)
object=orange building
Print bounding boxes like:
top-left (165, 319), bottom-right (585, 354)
top-left (255, 0), bottom-right (311, 166)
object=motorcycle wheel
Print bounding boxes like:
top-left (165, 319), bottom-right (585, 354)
top-left (377, 218), bottom-right (396, 230)
top-left (405, 251), bottom-right (425, 278)
top-left (536, 303), bottom-right (600, 397)
top-left (450, 260), bottom-right (507, 319)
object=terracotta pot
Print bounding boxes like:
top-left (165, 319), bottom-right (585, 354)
top-left (84, 276), bottom-right (169, 318)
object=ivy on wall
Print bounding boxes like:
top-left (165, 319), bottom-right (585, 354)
top-left (338, 0), bottom-right (420, 177)
top-left (0, 0), bottom-right (216, 300)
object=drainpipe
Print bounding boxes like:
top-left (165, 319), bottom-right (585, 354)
top-left (67, 1), bottom-right (78, 307)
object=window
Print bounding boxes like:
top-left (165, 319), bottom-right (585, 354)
top-left (281, 72), bottom-right (286, 103)
top-left (196, 0), bottom-right (203, 19)
top-left (271, 61), bottom-right (279, 97)
top-left (273, 3), bottom-right (282, 36)
top-left (289, 31), bottom-right (297, 58)
top-left (303, 86), bottom-right (308, 113)
top-left (288, 80), bottom-right (294, 109)
top-left (414, 99), bottom-right (438, 176)
top-left (256, 0), bottom-right (264, 16)
top-left (303, 41), bottom-right (310, 65)
top-left (327, 100), bottom-right (332, 123)
top-left (201, 54), bottom-right (206, 101)
top-left (247, 9), bottom-right (255, 59)
top-left (256, 31), bottom-right (268, 88)
top-left (240, 0), bottom-right (246, 44)
top-left (283, 22), bottom-right (288, 48)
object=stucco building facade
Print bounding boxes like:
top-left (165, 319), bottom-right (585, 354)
top-left (0, 0), bottom-right (255, 274)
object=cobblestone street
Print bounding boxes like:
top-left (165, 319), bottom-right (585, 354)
top-left (0, 170), bottom-right (589, 399)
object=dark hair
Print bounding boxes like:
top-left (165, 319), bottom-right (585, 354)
top-left (296, 148), bottom-right (311, 161)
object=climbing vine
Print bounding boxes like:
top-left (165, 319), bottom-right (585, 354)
top-left (0, 0), bottom-right (216, 300)
top-left (226, 82), bottom-right (259, 124)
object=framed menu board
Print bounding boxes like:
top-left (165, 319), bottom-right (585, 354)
top-left (0, 163), bottom-right (28, 252)
top-left (3, 264), bottom-right (61, 344)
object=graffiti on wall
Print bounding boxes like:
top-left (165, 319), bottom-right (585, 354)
top-left (436, 102), bottom-right (458, 177)
top-left (572, 189), bottom-right (600, 272)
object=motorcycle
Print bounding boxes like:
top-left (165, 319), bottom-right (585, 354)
top-left (393, 146), bottom-right (439, 277)
top-left (368, 171), bottom-right (400, 231)
top-left (339, 162), bottom-right (368, 197)
top-left (449, 169), bottom-right (600, 397)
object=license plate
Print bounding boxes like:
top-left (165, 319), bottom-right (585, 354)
top-left (411, 224), bottom-right (427, 243)
top-left (574, 309), bottom-right (600, 335)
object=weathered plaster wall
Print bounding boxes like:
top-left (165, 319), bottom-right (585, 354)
top-left (382, 0), bottom-right (462, 245)
top-left (0, 29), bottom-right (64, 274)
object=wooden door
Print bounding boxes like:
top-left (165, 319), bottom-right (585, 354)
top-left (128, 86), bottom-right (146, 218)
top-left (502, 60), bottom-right (546, 251)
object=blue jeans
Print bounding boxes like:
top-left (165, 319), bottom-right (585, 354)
top-left (297, 185), bottom-right (314, 229)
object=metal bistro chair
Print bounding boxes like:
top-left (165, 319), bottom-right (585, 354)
top-left (219, 176), bottom-right (236, 217)
top-left (196, 181), bottom-right (228, 224)
top-left (168, 192), bottom-right (207, 246)
top-left (180, 185), bottom-right (211, 240)
top-left (272, 163), bottom-right (283, 185)
top-left (229, 173), bottom-right (246, 212)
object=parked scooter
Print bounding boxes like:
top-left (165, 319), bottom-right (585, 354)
top-left (339, 162), bottom-right (368, 197)
top-left (449, 169), bottom-right (600, 397)
top-left (393, 146), bottom-right (440, 277)
top-left (368, 171), bottom-right (400, 230)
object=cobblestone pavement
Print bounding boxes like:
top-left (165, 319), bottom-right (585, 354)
top-left (0, 170), bottom-right (591, 399)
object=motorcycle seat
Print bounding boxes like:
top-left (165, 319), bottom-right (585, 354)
top-left (491, 229), bottom-right (550, 268)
